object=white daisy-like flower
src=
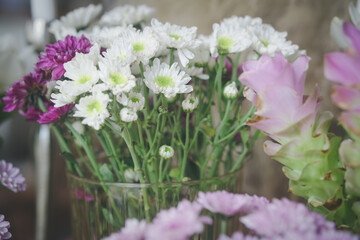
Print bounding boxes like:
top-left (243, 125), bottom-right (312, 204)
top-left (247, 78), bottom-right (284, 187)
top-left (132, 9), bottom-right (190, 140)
top-left (190, 34), bottom-right (211, 65)
top-left (98, 57), bottom-right (136, 95)
top-left (123, 27), bottom-right (159, 64)
top-left (72, 121), bottom-right (85, 134)
top-left (86, 26), bottom-right (127, 48)
top-left (62, 52), bottom-right (99, 97)
top-left (102, 37), bottom-right (136, 65)
top-left (182, 94), bottom-right (199, 112)
top-left (159, 145), bottom-right (174, 159)
top-left (181, 65), bottom-right (209, 80)
top-left (224, 82), bottom-right (238, 99)
top-left (120, 107), bottom-right (138, 122)
top-left (143, 58), bottom-right (193, 99)
top-left (99, 5), bottom-right (155, 27)
top-left (117, 92), bottom-right (145, 111)
top-left (73, 90), bottom-right (111, 130)
top-left (249, 24), bottom-right (299, 58)
top-left (124, 168), bottom-right (139, 183)
top-left (51, 81), bottom-right (77, 107)
top-left (210, 17), bottom-right (256, 56)
top-left (49, 4), bottom-right (102, 40)
top-left (150, 19), bottom-right (200, 66)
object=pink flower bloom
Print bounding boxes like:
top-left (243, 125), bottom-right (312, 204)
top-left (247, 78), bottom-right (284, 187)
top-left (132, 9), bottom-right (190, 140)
top-left (218, 232), bottom-right (259, 240)
top-left (239, 52), bottom-right (318, 143)
top-left (145, 200), bottom-right (212, 240)
top-left (0, 160), bottom-right (26, 192)
top-left (38, 104), bottom-right (74, 124)
top-left (36, 35), bottom-right (91, 80)
top-left (103, 219), bottom-right (147, 240)
top-left (197, 191), bottom-right (268, 216)
top-left (72, 189), bottom-right (94, 202)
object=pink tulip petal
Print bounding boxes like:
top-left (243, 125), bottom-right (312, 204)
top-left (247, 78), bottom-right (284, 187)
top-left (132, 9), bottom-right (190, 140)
top-left (324, 52), bottom-right (360, 85)
top-left (343, 22), bottom-right (360, 53)
top-left (339, 110), bottom-right (360, 135)
top-left (331, 85), bottom-right (360, 111)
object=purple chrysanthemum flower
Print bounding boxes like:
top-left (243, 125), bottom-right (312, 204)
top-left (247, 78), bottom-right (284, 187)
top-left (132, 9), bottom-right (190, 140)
top-left (103, 219), bottom-right (147, 240)
top-left (0, 160), bottom-right (26, 192)
top-left (36, 35), bottom-right (92, 80)
top-left (241, 198), bottom-right (336, 240)
top-left (38, 104), bottom-right (74, 124)
top-left (2, 71), bottom-right (44, 113)
top-left (0, 214), bottom-right (11, 240)
top-left (197, 191), bottom-right (269, 216)
top-left (145, 200), bottom-right (212, 240)
top-left (218, 232), bottom-right (259, 240)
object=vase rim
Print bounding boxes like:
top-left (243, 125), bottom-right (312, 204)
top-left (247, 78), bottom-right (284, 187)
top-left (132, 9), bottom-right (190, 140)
top-left (67, 168), bottom-right (242, 188)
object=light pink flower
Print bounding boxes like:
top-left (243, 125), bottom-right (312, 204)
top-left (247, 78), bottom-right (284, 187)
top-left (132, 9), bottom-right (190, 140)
top-left (145, 200), bottom-right (212, 240)
top-left (102, 219), bottom-right (147, 240)
top-left (197, 191), bottom-right (269, 216)
top-left (239, 52), bottom-right (318, 143)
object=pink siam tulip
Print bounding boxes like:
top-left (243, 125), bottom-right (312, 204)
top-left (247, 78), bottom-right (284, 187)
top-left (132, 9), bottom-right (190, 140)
top-left (239, 52), bottom-right (318, 145)
top-left (325, 22), bottom-right (360, 137)
top-left (197, 191), bottom-right (268, 216)
top-left (102, 219), bottom-right (147, 240)
top-left (36, 35), bottom-right (92, 80)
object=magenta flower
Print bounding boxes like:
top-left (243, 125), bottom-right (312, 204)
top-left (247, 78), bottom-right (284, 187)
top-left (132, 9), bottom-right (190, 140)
top-left (103, 219), bottom-right (147, 240)
top-left (0, 160), bottom-right (26, 192)
top-left (38, 104), bottom-right (74, 124)
top-left (145, 200), bottom-right (212, 240)
top-left (218, 232), bottom-right (259, 240)
top-left (72, 189), bottom-right (94, 202)
top-left (197, 191), bottom-right (268, 216)
top-left (36, 35), bottom-right (92, 80)
top-left (239, 52), bottom-right (317, 143)
top-left (0, 214), bottom-right (11, 240)
top-left (241, 198), bottom-right (339, 240)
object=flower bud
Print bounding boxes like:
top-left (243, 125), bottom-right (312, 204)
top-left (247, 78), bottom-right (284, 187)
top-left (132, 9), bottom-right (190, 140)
top-left (120, 107), bottom-right (138, 122)
top-left (224, 82), bottom-right (238, 99)
top-left (182, 95), bottom-right (199, 112)
top-left (159, 145), bottom-right (174, 159)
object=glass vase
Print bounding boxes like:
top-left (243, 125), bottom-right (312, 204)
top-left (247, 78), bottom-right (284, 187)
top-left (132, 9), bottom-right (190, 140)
top-left (67, 168), bottom-right (243, 240)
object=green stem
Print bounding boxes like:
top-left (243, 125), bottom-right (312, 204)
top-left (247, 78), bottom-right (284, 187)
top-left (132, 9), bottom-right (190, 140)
top-left (217, 55), bottom-right (225, 118)
top-left (231, 52), bottom-right (241, 84)
top-left (180, 113), bottom-right (190, 180)
top-left (169, 48), bottom-right (175, 66)
top-left (220, 219), bottom-right (227, 235)
top-left (158, 157), bottom-right (164, 183)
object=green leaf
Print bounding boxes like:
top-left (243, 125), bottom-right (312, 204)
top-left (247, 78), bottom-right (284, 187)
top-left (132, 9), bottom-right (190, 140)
top-left (100, 164), bottom-right (114, 182)
top-left (203, 124), bottom-right (215, 137)
top-left (102, 208), bottom-right (114, 225)
top-left (169, 168), bottom-right (180, 179)
top-left (60, 152), bottom-right (78, 166)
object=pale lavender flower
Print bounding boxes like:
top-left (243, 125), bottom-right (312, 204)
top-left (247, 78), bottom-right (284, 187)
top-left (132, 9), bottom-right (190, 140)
top-left (241, 198), bottom-right (336, 240)
top-left (0, 214), bottom-right (11, 240)
top-left (0, 160), bottom-right (26, 192)
top-left (218, 232), bottom-right (259, 240)
top-left (145, 199), bottom-right (212, 240)
top-left (197, 191), bottom-right (269, 216)
top-left (102, 219), bottom-right (147, 240)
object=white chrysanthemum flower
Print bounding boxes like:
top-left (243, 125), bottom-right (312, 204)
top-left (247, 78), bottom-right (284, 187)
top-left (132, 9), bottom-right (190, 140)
top-left (210, 17), bottom-right (257, 56)
top-left (181, 65), bottom-right (209, 80)
top-left (102, 37), bottom-right (136, 65)
top-left (51, 81), bottom-right (77, 107)
top-left (190, 34), bottom-right (211, 65)
top-left (120, 107), bottom-right (138, 122)
top-left (62, 52), bottom-right (99, 96)
top-left (349, 0), bottom-right (360, 29)
top-left (182, 94), bottom-right (199, 112)
top-left (249, 24), bottom-right (299, 57)
top-left (150, 19), bottom-right (200, 66)
top-left (143, 58), bottom-right (193, 98)
top-left (224, 82), bottom-right (238, 99)
top-left (124, 27), bottom-right (159, 64)
top-left (98, 57), bottom-right (136, 95)
top-left (124, 168), bottom-right (139, 183)
top-left (73, 90), bottom-right (111, 130)
top-left (49, 4), bottom-right (102, 40)
top-left (99, 5), bottom-right (155, 27)
top-left (86, 26), bottom-right (127, 48)
top-left (159, 145), bottom-right (174, 159)
top-left (128, 92), bottom-right (145, 111)
top-left (116, 92), bottom-right (145, 111)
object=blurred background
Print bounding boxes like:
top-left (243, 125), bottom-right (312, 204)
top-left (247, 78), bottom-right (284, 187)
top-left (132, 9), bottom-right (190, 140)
top-left (0, 0), bottom-right (352, 239)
